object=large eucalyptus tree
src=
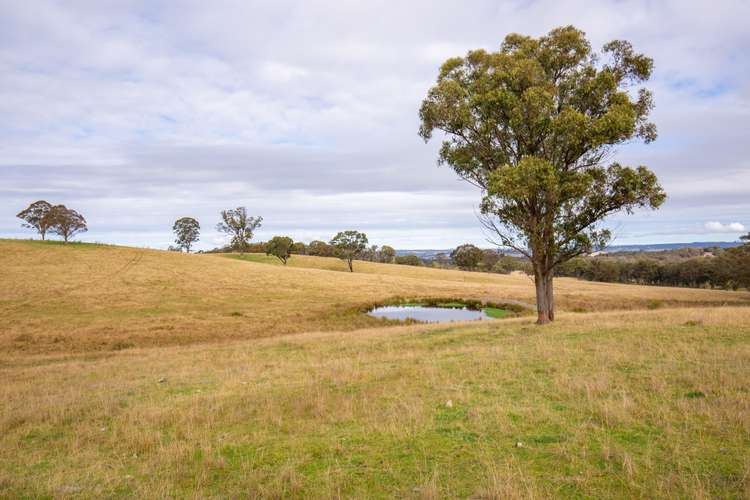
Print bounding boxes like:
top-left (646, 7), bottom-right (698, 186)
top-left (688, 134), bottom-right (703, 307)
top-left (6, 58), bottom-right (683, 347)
top-left (419, 26), bottom-right (666, 324)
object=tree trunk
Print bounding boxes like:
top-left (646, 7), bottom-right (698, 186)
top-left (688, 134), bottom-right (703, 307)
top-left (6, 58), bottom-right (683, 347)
top-left (347, 258), bottom-right (353, 272)
top-left (546, 272), bottom-right (555, 321)
top-left (534, 269), bottom-right (554, 324)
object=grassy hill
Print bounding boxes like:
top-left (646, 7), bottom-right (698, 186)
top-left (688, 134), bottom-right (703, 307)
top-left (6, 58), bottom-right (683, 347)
top-left (2, 239), bottom-right (747, 355)
top-left (1, 239), bottom-right (749, 497)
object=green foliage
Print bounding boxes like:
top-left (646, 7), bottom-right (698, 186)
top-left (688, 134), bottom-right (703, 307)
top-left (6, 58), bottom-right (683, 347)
top-left (379, 245), bottom-right (396, 263)
top-left (713, 245), bottom-right (750, 290)
top-left (308, 240), bottom-right (336, 257)
top-left (17, 201), bottom-right (88, 243)
top-left (394, 254), bottom-right (422, 266)
top-left (266, 236), bottom-right (295, 265)
top-left (216, 207), bottom-right (262, 254)
top-left (492, 255), bottom-right (528, 274)
top-left (329, 231), bottom-right (368, 272)
top-left (556, 247), bottom-right (750, 291)
top-left (16, 200), bottom-right (53, 240)
top-left (450, 244), bottom-right (484, 270)
top-left (46, 205), bottom-right (88, 243)
top-left (172, 217), bottom-right (200, 252)
top-left (419, 26), bottom-right (665, 322)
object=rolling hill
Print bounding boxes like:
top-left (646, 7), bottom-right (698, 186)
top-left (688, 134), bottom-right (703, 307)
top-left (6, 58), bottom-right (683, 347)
top-left (1, 239), bottom-right (749, 497)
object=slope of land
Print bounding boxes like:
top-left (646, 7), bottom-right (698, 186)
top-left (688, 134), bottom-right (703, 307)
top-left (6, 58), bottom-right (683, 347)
top-left (1, 239), bottom-right (749, 497)
top-left (1, 239), bottom-right (748, 355)
top-left (1, 307), bottom-right (749, 497)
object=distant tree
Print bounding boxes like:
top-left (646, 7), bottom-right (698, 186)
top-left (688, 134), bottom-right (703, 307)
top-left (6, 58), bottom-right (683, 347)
top-left (493, 255), bottom-right (526, 274)
top-left (433, 253), bottom-right (451, 267)
top-left (47, 205), bottom-right (87, 243)
top-left (172, 217), bottom-right (200, 252)
top-left (216, 207), bottom-right (262, 254)
top-left (714, 245), bottom-right (750, 290)
top-left (292, 241), bottom-right (307, 254)
top-left (17, 200), bottom-right (53, 240)
top-left (308, 240), bottom-right (335, 257)
top-left (420, 26), bottom-right (665, 323)
top-left (363, 244), bottom-right (379, 262)
top-left (330, 230), bottom-right (368, 272)
top-left (395, 254), bottom-right (422, 266)
top-left (450, 244), bottom-right (484, 270)
top-left (741, 233), bottom-right (750, 245)
top-left (247, 241), bottom-right (267, 253)
top-left (480, 249), bottom-right (502, 270)
top-left (380, 245), bottom-right (396, 263)
top-left (266, 236), bottom-right (294, 265)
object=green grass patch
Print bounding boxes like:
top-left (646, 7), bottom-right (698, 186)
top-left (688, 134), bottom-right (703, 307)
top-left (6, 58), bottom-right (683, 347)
top-left (483, 307), bottom-right (510, 318)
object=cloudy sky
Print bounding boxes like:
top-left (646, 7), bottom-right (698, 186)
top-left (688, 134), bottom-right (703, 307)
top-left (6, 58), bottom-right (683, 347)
top-left (1, 0), bottom-right (748, 250)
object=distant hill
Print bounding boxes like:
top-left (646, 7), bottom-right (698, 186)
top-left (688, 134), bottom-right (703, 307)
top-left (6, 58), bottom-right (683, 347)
top-left (397, 241), bottom-right (744, 259)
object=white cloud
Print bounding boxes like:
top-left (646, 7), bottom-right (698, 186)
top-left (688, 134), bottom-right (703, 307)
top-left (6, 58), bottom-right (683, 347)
top-left (260, 62), bottom-right (308, 83)
top-left (1, 1), bottom-right (749, 248)
top-left (704, 221), bottom-right (746, 233)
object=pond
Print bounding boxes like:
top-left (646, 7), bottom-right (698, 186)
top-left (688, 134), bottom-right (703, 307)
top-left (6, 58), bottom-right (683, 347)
top-left (368, 305), bottom-right (504, 323)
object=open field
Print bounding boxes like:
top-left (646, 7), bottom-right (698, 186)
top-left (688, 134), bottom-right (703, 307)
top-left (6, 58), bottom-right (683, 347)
top-left (1, 240), bottom-right (750, 497)
top-left (1, 239), bottom-right (748, 355)
top-left (2, 307), bottom-right (750, 498)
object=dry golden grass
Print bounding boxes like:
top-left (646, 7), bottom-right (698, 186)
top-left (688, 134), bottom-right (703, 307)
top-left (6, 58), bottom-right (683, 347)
top-left (1, 307), bottom-right (748, 497)
top-left (1, 239), bottom-right (749, 497)
top-left (1, 239), bottom-right (747, 355)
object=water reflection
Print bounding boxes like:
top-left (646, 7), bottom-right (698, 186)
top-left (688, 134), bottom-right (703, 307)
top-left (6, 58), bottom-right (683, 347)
top-left (368, 305), bottom-right (497, 322)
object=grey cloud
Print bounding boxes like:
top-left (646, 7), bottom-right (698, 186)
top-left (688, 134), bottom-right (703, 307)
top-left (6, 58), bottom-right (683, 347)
top-left (1, 0), bottom-right (749, 249)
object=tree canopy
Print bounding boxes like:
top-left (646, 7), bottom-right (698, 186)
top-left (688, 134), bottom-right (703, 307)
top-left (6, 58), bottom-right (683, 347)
top-left (216, 207), bottom-right (262, 254)
top-left (450, 244), bottom-right (484, 270)
top-left (419, 26), bottom-right (665, 323)
top-left (47, 205), bottom-right (88, 243)
top-left (17, 200), bottom-right (53, 240)
top-left (266, 236), bottom-right (295, 265)
top-left (379, 245), bottom-right (396, 263)
top-left (330, 230), bottom-right (368, 272)
top-left (173, 217), bottom-right (200, 252)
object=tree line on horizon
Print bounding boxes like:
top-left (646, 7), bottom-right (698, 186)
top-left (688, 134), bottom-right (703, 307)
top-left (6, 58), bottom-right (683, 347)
top-left (14, 200), bottom-right (386, 272)
top-left (15, 199), bottom-right (749, 289)
top-left (168, 206), bottom-right (378, 272)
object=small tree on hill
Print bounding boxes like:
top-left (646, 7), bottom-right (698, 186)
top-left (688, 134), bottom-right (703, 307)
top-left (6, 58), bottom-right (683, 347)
top-left (216, 207), bottom-right (262, 254)
top-left (330, 231), bottom-right (368, 272)
top-left (17, 200), bottom-right (53, 240)
top-left (266, 236), bottom-right (294, 265)
top-left (395, 254), bottom-right (422, 266)
top-left (363, 244), bottom-right (379, 262)
top-left (380, 245), bottom-right (396, 263)
top-left (173, 217), bottom-right (200, 252)
top-left (450, 244), bottom-right (484, 270)
top-left (480, 249), bottom-right (501, 270)
top-left (420, 26), bottom-right (665, 323)
top-left (308, 240), bottom-right (335, 257)
top-left (48, 205), bottom-right (87, 243)
top-left (741, 233), bottom-right (750, 245)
